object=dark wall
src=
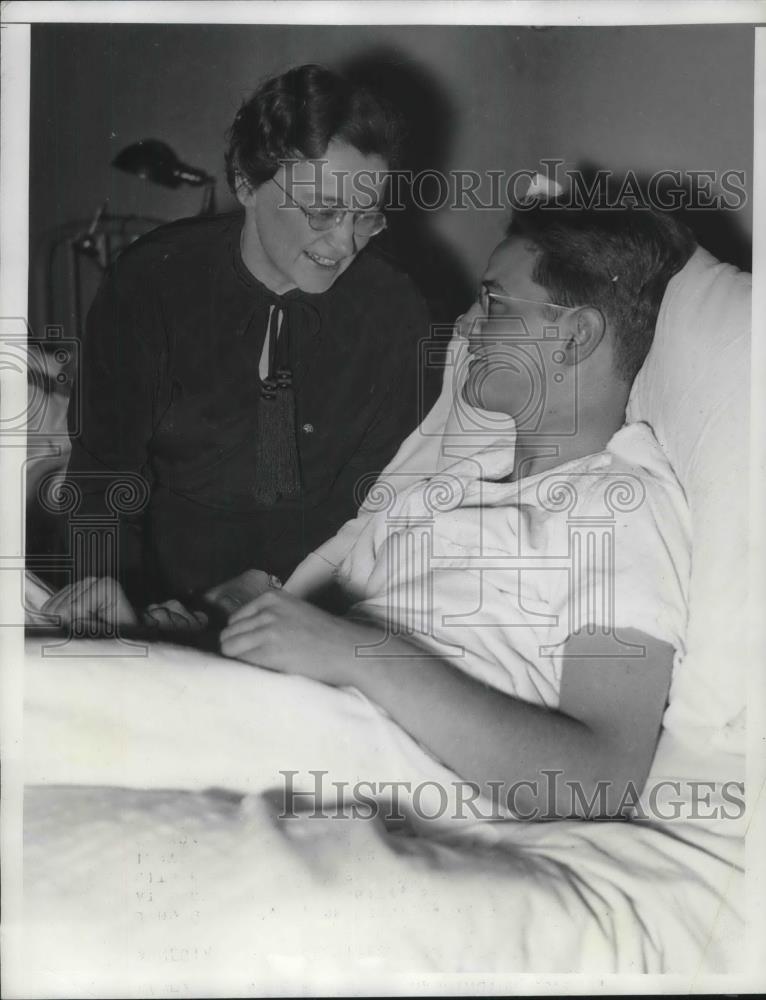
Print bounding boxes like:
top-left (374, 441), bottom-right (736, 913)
top-left (29, 22), bottom-right (754, 338)
top-left (527, 24), bottom-right (754, 269)
top-left (29, 23), bottom-right (543, 334)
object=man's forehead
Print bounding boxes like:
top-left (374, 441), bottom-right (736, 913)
top-left (484, 237), bottom-right (541, 294)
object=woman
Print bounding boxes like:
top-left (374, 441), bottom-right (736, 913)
top-left (65, 64), bottom-right (430, 606)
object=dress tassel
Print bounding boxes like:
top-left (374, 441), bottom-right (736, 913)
top-left (253, 305), bottom-right (302, 505)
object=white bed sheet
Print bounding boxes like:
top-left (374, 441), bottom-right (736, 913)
top-left (20, 637), bottom-right (744, 994)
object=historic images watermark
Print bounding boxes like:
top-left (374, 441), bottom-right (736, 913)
top-left (276, 158), bottom-right (748, 213)
top-left (277, 769), bottom-right (746, 823)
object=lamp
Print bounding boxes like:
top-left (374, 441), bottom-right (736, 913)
top-left (51, 141), bottom-right (214, 341)
top-left (112, 139), bottom-right (216, 214)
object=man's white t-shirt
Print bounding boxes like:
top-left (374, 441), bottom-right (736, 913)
top-left (303, 421), bottom-right (691, 710)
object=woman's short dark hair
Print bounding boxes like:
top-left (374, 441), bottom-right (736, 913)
top-left (225, 63), bottom-right (405, 192)
top-left (507, 203), bottom-right (697, 381)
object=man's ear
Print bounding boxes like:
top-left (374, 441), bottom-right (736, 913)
top-left (234, 172), bottom-right (257, 208)
top-left (562, 306), bottom-right (606, 365)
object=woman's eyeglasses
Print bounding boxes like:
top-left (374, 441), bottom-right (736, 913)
top-left (271, 177), bottom-right (387, 238)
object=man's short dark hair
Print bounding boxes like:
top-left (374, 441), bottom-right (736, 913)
top-left (225, 63), bottom-right (405, 192)
top-left (507, 203), bottom-right (696, 381)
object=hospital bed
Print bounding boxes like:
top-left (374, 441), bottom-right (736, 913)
top-left (16, 245), bottom-right (753, 993)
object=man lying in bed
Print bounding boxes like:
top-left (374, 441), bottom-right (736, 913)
top-left (42, 202), bottom-right (696, 819)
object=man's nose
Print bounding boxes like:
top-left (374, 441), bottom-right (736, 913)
top-left (458, 302), bottom-right (485, 349)
top-left (325, 214), bottom-right (357, 256)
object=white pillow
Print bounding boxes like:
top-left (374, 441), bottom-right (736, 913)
top-left (626, 246), bottom-right (751, 757)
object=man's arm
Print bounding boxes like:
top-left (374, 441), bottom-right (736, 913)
top-left (219, 592), bottom-right (673, 818)
top-left (349, 627), bottom-right (673, 818)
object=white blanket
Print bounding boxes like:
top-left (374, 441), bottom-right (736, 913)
top-left (20, 638), bottom-right (744, 993)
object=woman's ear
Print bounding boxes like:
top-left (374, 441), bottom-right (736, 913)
top-left (563, 306), bottom-right (606, 365)
top-left (234, 172), bottom-right (257, 208)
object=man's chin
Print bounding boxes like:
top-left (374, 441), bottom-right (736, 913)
top-left (461, 379), bottom-right (516, 420)
top-left (461, 376), bottom-right (483, 409)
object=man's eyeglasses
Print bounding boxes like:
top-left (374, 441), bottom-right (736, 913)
top-left (271, 177), bottom-right (387, 238)
top-left (478, 283), bottom-right (579, 318)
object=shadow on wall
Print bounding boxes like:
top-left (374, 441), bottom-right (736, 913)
top-left (672, 207), bottom-right (751, 274)
top-left (570, 162), bottom-right (752, 272)
top-left (340, 47), bottom-right (476, 329)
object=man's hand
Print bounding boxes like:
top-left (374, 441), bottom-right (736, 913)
top-left (41, 576), bottom-right (138, 628)
top-left (219, 589), bottom-right (367, 685)
top-left (203, 569), bottom-right (281, 618)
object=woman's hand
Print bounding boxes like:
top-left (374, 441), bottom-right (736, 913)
top-left (141, 600), bottom-right (208, 631)
top-left (140, 569), bottom-right (283, 632)
top-left (41, 576), bottom-right (138, 628)
top-left (219, 589), bottom-right (369, 686)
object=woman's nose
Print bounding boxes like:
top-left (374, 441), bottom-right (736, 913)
top-left (325, 214), bottom-right (357, 256)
